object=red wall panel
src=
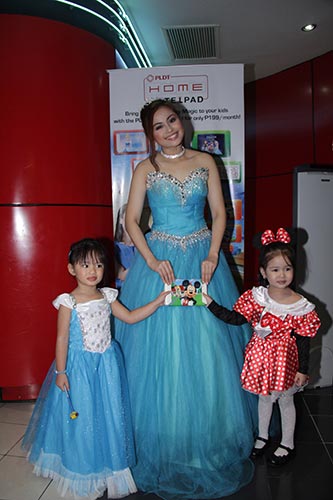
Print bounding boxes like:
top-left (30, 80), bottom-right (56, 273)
top-left (244, 60), bottom-right (316, 287)
top-left (252, 174), bottom-right (294, 230)
top-left (0, 14), bottom-right (114, 205)
top-left (243, 174), bottom-right (294, 289)
top-left (0, 15), bottom-right (116, 399)
top-left (254, 62), bottom-right (314, 177)
top-left (313, 51), bottom-right (333, 165)
top-left (244, 54), bottom-right (332, 288)
top-left (2, 206), bottom-right (114, 390)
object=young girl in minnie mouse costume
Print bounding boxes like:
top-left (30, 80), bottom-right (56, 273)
top-left (204, 228), bottom-right (321, 466)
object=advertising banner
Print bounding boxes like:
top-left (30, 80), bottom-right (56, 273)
top-left (108, 65), bottom-right (245, 284)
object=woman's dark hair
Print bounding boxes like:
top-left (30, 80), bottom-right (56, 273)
top-left (258, 241), bottom-right (296, 287)
top-left (68, 238), bottom-right (107, 266)
top-left (140, 99), bottom-right (182, 171)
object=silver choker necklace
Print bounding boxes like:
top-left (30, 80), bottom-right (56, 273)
top-left (160, 146), bottom-right (185, 159)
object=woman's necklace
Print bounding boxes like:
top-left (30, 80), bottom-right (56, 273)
top-left (160, 146), bottom-right (185, 159)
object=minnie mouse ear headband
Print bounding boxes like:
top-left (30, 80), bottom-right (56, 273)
top-left (261, 227), bottom-right (291, 245)
top-left (253, 227), bottom-right (294, 248)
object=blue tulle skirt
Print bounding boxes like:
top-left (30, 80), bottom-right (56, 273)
top-left (115, 232), bottom-right (258, 499)
top-left (22, 339), bottom-right (137, 499)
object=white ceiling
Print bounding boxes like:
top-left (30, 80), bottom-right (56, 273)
top-left (120, 0), bottom-right (333, 82)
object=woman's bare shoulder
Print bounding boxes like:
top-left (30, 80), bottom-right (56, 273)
top-left (187, 149), bottom-right (217, 169)
top-left (133, 157), bottom-right (156, 177)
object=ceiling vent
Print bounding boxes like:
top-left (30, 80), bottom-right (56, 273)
top-left (162, 24), bottom-right (220, 61)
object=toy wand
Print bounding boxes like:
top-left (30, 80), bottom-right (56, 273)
top-left (64, 387), bottom-right (79, 419)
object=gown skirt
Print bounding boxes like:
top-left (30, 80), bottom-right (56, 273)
top-left (22, 308), bottom-right (136, 499)
top-left (115, 211), bottom-right (258, 498)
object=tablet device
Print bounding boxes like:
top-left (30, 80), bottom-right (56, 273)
top-left (164, 279), bottom-right (207, 306)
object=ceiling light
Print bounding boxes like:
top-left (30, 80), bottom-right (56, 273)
top-left (53, 0), bottom-right (152, 67)
top-left (301, 24), bottom-right (317, 32)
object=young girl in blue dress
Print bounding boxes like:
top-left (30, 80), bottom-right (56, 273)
top-left (22, 238), bottom-right (167, 499)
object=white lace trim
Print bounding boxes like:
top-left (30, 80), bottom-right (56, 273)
top-left (252, 286), bottom-right (315, 318)
top-left (53, 293), bottom-right (74, 310)
top-left (52, 288), bottom-right (118, 310)
top-left (31, 451), bottom-right (137, 499)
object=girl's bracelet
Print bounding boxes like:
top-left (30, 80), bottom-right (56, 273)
top-left (54, 369), bottom-right (67, 375)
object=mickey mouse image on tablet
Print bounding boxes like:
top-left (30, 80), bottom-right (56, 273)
top-left (164, 279), bottom-right (207, 306)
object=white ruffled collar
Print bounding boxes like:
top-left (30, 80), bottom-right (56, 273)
top-left (252, 286), bottom-right (315, 318)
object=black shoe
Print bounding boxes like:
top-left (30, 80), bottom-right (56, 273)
top-left (251, 437), bottom-right (270, 458)
top-left (268, 444), bottom-right (295, 466)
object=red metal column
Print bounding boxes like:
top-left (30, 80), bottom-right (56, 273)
top-left (0, 14), bottom-right (116, 399)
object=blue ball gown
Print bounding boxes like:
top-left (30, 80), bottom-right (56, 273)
top-left (22, 288), bottom-right (137, 499)
top-left (115, 167), bottom-right (258, 499)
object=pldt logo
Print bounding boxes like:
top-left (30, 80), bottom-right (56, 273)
top-left (143, 73), bottom-right (208, 102)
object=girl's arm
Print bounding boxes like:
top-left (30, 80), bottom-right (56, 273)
top-left (202, 156), bottom-right (227, 283)
top-left (293, 333), bottom-right (311, 386)
top-left (204, 293), bottom-right (247, 324)
top-left (55, 305), bottom-right (71, 391)
top-left (294, 334), bottom-right (311, 374)
top-left (111, 291), bottom-right (168, 324)
top-left (125, 162), bottom-right (174, 284)
top-left (207, 299), bottom-right (248, 325)
top-left (292, 309), bottom-right (320, 385)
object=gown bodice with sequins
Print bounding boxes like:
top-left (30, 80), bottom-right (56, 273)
top-left (146, 167), bottom-right (208, 236)
top-left (54, 290), bottom-right (117, 353)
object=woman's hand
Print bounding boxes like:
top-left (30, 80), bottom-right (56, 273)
top-left (294, 372), bottom-right (309, 387)
top-left (201, 254), bottom-right (218, 284)
top-left (147, 257), bottom-right (174, 284)
top-left (56, 374), bottom-right (69, 391)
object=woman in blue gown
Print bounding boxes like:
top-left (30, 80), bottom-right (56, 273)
top-left (115, 99), bottom-right (257, 499)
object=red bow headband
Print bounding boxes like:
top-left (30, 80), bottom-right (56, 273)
top-left (261, 228), bottom-right (291, 246)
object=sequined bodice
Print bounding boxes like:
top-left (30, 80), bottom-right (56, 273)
top-left (68, 296), bottom-right (112, 353)
top-left (147, 167), bottom-right (208, 236)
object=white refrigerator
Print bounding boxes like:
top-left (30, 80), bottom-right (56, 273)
top-left (293, 166), bottom-right (333, 387)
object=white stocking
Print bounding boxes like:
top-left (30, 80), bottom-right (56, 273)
top-left (254, 395), bottom-right (274, 449)
top-left (275, 394), bottom-right (296, 455)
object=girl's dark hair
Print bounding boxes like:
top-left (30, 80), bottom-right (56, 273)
top-left (258, 241), bottom-right (296, 287)
top-left (68, 238), bottom-right (107, 266)
top-left (140, 99), bottom-right (182, 171)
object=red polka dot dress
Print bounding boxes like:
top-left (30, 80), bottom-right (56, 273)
top-left (233, 287), bottom-right (321, 396)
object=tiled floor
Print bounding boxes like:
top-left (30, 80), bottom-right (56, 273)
top-left (1, 386), bottom-right (332, 500)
